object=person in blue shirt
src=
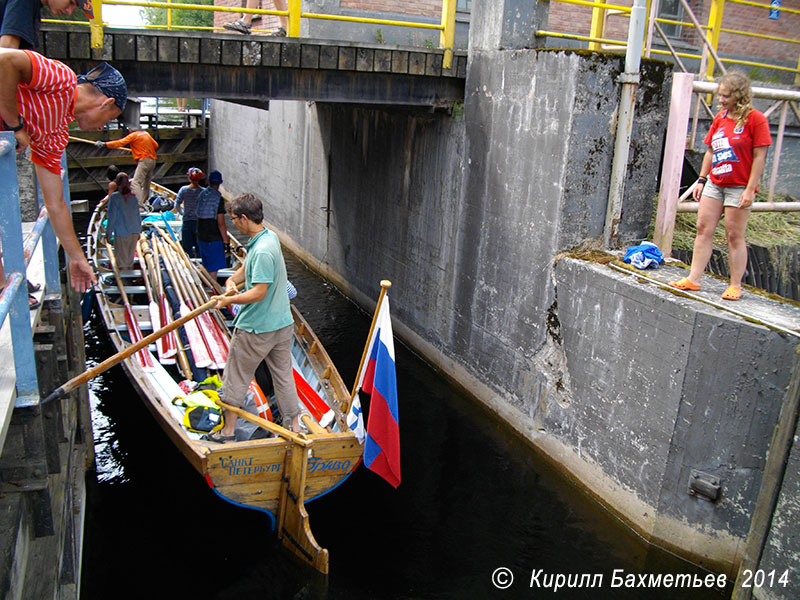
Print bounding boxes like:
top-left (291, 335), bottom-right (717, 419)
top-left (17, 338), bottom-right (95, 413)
top-left (105, 172), bottom-right (141, 269)
top-left (196, 170), bottom-right (228, 278)
top-left (174, 167), bottom-right (204, 258)
top-left (1, 0), bottom-right (94, 50)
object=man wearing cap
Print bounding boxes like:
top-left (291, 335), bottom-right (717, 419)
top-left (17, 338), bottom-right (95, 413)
top-left (0, 49), bottom-right (127, 291)
top-left (95, 128), bottom-right (158, 208)
top-left (1, 0), bottom-right (94, 49)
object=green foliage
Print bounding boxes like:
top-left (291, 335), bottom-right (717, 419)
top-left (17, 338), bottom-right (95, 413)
top-left (140, 0), bottom-right (215, 28)
top-left (654, 193), bottom-right (800, 252)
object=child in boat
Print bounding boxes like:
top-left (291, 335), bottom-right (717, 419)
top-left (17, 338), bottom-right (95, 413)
top-left (196, 170), bottom-right (229, 278)
top-left (105, 172), bottom-right (141, 270)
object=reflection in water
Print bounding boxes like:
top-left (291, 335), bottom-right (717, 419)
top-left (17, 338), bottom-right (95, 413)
top-left (78, 216), bottom-right (729, 599)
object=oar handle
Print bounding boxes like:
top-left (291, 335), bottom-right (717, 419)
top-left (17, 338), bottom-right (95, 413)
top-left (41, 287), bottom-right (239, 405)
top-left (69, 135), bottom-right (133, 153)
top-left (215, 399), bottom-right (310, 447)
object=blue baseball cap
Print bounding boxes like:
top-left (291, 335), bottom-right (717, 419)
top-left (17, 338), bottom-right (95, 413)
top-left (209, 170), bottom-right (223, 184)
top-left (77, 62), bottom-right (127, 111)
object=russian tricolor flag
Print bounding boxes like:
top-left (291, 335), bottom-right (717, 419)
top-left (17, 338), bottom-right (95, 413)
top-left (353, 296), bottom-right (400, 488)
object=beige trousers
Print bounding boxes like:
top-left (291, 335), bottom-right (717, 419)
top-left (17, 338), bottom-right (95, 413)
top-left (132, 157), bottom-right (156, 208)
top-left (221, 324), bottom-right (299, 421)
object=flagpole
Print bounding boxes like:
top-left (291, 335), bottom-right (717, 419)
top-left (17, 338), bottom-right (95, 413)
top-left (344, 279), bottom-right (392, 414)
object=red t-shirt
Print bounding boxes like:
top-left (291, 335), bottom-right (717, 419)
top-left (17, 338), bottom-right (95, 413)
top-left (704, 108), bottom-right (772, 188)
top-left (15, 51), bottom-right (77, 175)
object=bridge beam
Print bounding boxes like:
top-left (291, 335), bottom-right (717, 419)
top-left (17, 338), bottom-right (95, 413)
top-left (41, 26), bottom-right (466, 108)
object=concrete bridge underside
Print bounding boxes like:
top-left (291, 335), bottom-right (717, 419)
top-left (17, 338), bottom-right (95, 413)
top-left (42, 25), bottom-right (467, 107)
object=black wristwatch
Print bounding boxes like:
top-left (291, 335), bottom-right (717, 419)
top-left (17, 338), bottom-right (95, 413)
top-left (3, 115), bottom-right (24, 132)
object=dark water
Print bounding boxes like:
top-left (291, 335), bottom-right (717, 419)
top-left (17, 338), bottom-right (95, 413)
top-left (77, 214), bottom-right (731, 599)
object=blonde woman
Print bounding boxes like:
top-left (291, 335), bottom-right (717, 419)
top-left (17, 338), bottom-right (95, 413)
top-left (670, 72), bottom-right (772, 301)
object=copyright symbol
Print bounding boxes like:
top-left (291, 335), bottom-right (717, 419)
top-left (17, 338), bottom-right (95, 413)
top-left (492, 567), bottom-right (514, 589)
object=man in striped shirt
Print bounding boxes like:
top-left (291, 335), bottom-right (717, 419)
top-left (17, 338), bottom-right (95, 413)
top-left (0, 48), bottom-right (126, 292)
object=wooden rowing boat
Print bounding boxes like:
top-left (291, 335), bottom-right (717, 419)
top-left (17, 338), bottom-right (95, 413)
top-left (87, 200), bottom-right (362, 574)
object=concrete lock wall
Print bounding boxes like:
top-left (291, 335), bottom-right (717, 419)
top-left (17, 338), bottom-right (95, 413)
top-left (208, 33), bottom-right (794, 574)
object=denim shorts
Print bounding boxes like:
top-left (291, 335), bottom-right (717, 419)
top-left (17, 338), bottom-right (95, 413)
top-left (703, 180), bottom-right (750, 209)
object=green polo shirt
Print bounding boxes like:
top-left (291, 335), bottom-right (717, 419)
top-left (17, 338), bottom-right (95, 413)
top-left (232, 228), bottom-right (293, 334)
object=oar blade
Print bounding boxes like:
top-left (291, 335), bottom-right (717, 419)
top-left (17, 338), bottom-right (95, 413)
top-left (179, 302), bottom-right (213, 368)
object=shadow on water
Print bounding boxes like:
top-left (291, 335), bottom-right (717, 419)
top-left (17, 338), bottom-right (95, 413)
top-left (77, 212), bottom-right (731, 599)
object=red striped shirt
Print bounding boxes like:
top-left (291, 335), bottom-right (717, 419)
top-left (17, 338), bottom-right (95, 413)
top-left (16, 51), bottom-right (77, 175)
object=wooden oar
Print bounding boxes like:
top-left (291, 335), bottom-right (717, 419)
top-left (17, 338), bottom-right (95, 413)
top-left (138, 235), bottom-right (175, 365)
top-left (157, 229), bottom-right (229, 368)
top-left (151, 236), bottom-right (178, 360)
top-left (104, 240), bottom-right (155, 372)
top-left (41, 289), bottom-right (238, 405)
top-left (157, 237), bottom-right (215, 369)
top-left (171, 243), bottom-right (231, 363)
top-left (162, 239), bottom-right (224, 368)
top-left (215, 398), bottom-right (310, 447)
top-left (69, 135), bottom-right (132, 153)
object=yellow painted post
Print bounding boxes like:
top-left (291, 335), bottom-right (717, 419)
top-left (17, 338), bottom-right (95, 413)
top-left (89, 0), bottom-right (103, 49)
top-left (705, 0), bottom-right (725, 80)
top-left (440, 0), bottom-right (457, 70)
top-left (287, 0), bottom-right (301, 37)
top-left (167, 0), bottom-right (173, 30)
top-left (795, 53), bottom-right (800, 87)
top-left (588, 0), bottom-right (607, 51)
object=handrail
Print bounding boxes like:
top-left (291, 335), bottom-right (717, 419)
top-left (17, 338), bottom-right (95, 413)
top-left (0, 133), bottom-right (64, 408)
top-left (73, 0), bottom-right (459, 69)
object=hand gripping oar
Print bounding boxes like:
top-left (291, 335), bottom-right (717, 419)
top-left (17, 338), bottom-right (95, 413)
top-left (69, 135), bottom-right (133, 153)
top-left (41, 287), bottom-right (239, 405)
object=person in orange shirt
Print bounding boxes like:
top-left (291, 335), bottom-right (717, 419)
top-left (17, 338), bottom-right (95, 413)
top-left (96, 128), bottom-right (158, 208)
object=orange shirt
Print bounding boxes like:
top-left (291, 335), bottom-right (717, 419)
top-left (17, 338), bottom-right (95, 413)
top-left (106, 130), bottom-right (158, 161)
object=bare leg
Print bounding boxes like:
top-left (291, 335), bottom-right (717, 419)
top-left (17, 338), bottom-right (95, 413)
top-left (723, 206), bottom-right (751, 289)
top-left (273, 0), bottom-right (288, 29)
top-left (686, 195), bottom-right (724, 285)
top-left (242, 0), bottom-right (259, 26)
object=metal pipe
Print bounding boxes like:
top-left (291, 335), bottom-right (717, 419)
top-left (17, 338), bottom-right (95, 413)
top-left (604, 0), bottom-right (646, 248)
top-left (677, 202), bottom-right (800, 213)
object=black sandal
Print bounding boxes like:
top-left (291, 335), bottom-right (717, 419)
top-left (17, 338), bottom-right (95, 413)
top-left (203, 431), bottom-right (235, 444)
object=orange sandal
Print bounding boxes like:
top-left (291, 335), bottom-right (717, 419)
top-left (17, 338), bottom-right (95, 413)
top-left (721, 286), bottom-right (742, 301)
top-left (668, 277), bottom-right (701, 291)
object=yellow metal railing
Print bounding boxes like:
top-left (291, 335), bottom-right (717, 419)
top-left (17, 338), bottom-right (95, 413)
top-left (535, 0), bottom-right (799, 81)
top-left (46, 0), bottom-right (459, 69)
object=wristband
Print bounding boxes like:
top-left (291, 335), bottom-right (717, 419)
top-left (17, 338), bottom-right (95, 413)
top-left (3, 115), bottom-right (24, 132)
top-left (697, 177), bottom-right (707, 185)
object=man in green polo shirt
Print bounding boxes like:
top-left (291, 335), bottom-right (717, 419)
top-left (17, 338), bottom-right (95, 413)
top-left (209, 193), bottom-right (301, 442)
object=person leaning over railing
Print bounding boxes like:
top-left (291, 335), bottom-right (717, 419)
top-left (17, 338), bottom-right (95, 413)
top-left (0, 0), bottom-right (93, 50)
top-left (0, 49), bottom-right (127, 292)
top-left (669, 72), bottom-right (772, 302)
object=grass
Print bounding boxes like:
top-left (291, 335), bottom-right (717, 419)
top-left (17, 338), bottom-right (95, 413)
top-left (658, 193), bottom-right (800, 252)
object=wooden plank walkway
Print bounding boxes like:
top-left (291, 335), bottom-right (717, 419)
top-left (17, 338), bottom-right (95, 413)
top-left (0, 223), bottom-right (46, 451)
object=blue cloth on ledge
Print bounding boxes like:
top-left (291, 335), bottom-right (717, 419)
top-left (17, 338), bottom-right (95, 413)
top-left (623, 242), bottom-right (664, 270)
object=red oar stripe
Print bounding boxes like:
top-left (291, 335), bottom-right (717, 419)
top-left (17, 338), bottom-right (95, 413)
top-left (124, 305), bottom-right (154, 370)
top-left (292, 369), bottom-right (329, 422)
